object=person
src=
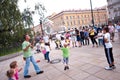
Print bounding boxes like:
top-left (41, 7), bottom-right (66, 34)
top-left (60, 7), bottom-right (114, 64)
top-left (6, 69), bottom-right (16, 80)
top-left (80, 29), bottom-right (85, 46)
top-left (84, 29), bottom-right (89, 45)
top-left (9, 61), bottom-right (22, 80)
top-left (116, 22), bottom-right (120, 41)
top-left (22, 34), bottom-right (44, 78)
top-left (70, 29), bottom-right (77, 47)
top-left (75, 28), bottom-right (81, 47)
top-left (35, 41), bottom-right (41, 53)
top-left (61, 43), bottom-right (70, 70)
top-left (89, 27), bottom-right (98, 47)
top-left (97, 30), bottom-right (103, 46)
top-left (108, 21), bottom-right (115, 42)
top-left (103, 27), bottom-right (116, 70)
top-left (44, 43), bottom-right (51, 63)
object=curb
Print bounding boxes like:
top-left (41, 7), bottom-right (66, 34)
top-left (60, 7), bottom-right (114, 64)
top-left (0, 52), bottom-right (22, 62)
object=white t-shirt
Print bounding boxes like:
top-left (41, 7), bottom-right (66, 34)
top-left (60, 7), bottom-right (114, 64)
top-left (36, 43), bottom-right (40, 49)
top-left (43, 36), bottom-right (49, 43)
top-left (104, 33), bottom-right (112, 48)
top-left (108, 26), bottom-right (115, 33)
top-left (45, 45), bottom-right (50, 52)
top-left (56, 34), bottom-right (61, 40)
top-left (98, 33), bottom-right (103, 39)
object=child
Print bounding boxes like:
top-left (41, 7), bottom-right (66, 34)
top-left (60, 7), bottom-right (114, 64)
top-left (103, 27), bottom-right (116, 70)
top-left (35, 42), bottom-right (41, 53)
top-left (44, 43), bottom-right (51, 63)
top-left (10, 61), bottom-right (22, 80)
top-left (97, 30), bottom-right (103, 46)
top-left (6, 69), bottom-right (16, 80)
top-left (61, 43), bottom-right (70, 70)
top-left (40, 40), bottom-right (47, 60)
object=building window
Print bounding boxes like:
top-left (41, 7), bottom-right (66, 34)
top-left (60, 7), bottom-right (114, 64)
top-left (66, 16), bottom-right (68, 19)
top-left (70, 16), bottom-right (72, 19)
top-left (78, 20), bottom-right (80, 25)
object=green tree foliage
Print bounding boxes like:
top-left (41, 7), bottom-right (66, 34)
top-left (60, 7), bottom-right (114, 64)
top-left (0, 0), bottom-right (25, 54)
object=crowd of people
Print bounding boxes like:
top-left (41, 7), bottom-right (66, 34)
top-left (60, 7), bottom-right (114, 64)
top-left (6, 21), bottom-right (120, 80)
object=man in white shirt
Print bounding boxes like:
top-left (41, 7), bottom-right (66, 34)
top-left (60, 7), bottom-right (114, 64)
top-left (103, 27), bottom-right (116, 70)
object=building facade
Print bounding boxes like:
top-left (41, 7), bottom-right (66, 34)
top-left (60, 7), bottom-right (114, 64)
top-left (48, 7), bottom-right (108, 31)
top-left (107, 0), bottom-right (120, 23)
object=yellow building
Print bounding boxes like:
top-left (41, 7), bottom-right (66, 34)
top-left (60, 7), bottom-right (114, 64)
top-left (48, 7), bottom-right (108, 31)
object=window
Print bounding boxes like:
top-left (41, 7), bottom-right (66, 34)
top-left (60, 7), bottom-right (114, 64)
top-left (77, 16), bottom-right (80, 19)
top-left (70, 16), bottom-right (72, 19)
top-left (66, 16), bottom-right (68, 19)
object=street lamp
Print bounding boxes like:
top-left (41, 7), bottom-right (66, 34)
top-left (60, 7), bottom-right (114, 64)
top-left (39, 19), bottom-right (44, 35)
top-left (90, 0), bottom-right (95, 27)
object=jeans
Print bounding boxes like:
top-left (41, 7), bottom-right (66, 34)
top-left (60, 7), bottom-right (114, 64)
top-left (45, 52), bottom-right (50, 62)
top-left (24, 56), bottom-right (40, 76)
top-left (63, 57), bottom-right (69, 64)
top-left (98, 39), bottom-right (103, 46)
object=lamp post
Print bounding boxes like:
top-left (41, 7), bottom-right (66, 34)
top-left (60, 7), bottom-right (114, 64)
top-left (40, 19), bottom-right (44, 35)
top-left (90, 0), bottom-right (95, 27)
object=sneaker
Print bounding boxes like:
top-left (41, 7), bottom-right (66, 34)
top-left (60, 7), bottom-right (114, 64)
top-left (64, 66), bottom-right (67, 70)
top-left (66, 66), bottom-right (69, 69)
top-left (112, 65), bottom-right (116, 69)
top-left (24, 75), bottom-right (31, 78)
top-left (104, 66), bottom-right (113, 70)
top-left (36, 71), bottom-right (44, 74)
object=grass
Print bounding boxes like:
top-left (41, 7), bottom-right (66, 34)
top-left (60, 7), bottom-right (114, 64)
top-left (0, 47), bottom-right (22, 57)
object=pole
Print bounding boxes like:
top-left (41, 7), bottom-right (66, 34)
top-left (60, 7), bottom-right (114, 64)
top-left (90, 0), bottom-right (94, 27)
top-left (40, 20), bottom-right (43, 35)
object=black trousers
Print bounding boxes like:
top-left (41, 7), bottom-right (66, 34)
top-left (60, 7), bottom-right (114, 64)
top-left (90, 35), bottom-right (98, 45)
top-left (104, 48), bottom-right (114, 65)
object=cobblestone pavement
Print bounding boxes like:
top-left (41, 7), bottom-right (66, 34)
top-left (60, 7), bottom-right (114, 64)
top-left (0, 37), bottom-right (120, 80)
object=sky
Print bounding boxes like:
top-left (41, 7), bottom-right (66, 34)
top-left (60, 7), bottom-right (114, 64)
top-left (18, 0), bottom-right (107, 25)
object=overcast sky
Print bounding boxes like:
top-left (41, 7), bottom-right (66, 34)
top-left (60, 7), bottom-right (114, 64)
top-left (18, 0), bottom-right (107, 25)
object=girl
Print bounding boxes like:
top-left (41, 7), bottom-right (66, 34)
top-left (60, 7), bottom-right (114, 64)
top-left (44, 43), bottom-right (51, 63)
top-left (6, 69), bottom-right (16, 80)
top-left (9, 61), bottom-right (22, 80)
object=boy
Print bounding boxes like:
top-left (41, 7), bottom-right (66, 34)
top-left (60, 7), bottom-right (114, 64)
top-left (61, 43), bottom-right (70, 70)
top-left (103, 27), bottom-right (116, 70)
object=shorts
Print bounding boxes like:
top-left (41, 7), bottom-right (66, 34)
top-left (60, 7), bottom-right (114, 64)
top-left (63, 57), bottom-right (69, 64)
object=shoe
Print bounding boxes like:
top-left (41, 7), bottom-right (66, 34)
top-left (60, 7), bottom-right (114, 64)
top-left (64, 66), bottom-right (67, 70)
top-left (36, 71), bottom-right (44, 74)
top-left (66, 66), bottom-right (69, 69)
top-left (24, 75), bottom-right (31, 78)
top-left (104, 66), bottom-right (113, 70)
top-left (112, 65), bottom-right (116, 69)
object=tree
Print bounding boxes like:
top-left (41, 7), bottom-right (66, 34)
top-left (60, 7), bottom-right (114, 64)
top-left (22, 8), bottom-right (34, 29)
top-left (0, 0), bottom-right (24, 49)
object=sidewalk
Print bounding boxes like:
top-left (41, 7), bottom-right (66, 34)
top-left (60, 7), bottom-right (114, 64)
top-left (0, 38), bottom-right (120, 80)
